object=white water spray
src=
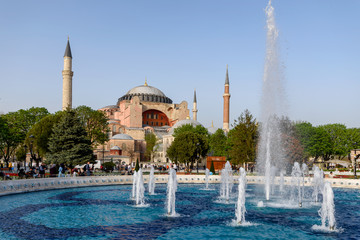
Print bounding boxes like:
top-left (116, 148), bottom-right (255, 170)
top-left (235, 167), bottom-right (247, 224)
top-left (205, 168), bottom-right (210, 190)
top-left (220, 161), bottom-right (233, 202)
top-left (148, 165), bottom-right (155, 195)
top-left (135, 169), bottom-right (145, 205)
top-left (166, 168), bottom-right (177, 216)
top-left (312, 166), bottom-right (324, 202)
top-left (318, 182), bottom-right (336, 230)
top-left (131, 170), bottom-right (138, 199)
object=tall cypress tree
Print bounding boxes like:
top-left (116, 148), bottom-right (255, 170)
top-left (47, 110), bottom-right (94, 165)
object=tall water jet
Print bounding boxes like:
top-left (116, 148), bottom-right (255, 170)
top-left (205, 168), bottom-right (210, 190)
top-left (291, 162), bottom-right (302, 207)
top-left (257, 0), bottom-right (288, 201)
top-left (166, 168), bottom-right (177, 216)
top-left (131, 170), bottom-right (138, 199)
top-left (312, 166), bottom-right (324, 202)
top-left (148, 165), bottom-right (155, 195)
top-left (220, 161), bottom-right (233, 202)
top-left (235, 167), bottom-right (247, 224)
top-left (318, 182), bottom-right (336, 230)
top-left (135, 168), bottom-right (145, 206)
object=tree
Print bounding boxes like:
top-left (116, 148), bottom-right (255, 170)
top-left (173, 124), bottom-right (209, 139)
top-left (145, 132), bottom-right (157, 162)
top-left (228, 109), bottom-right (258, 166)
top-left (46, 110), bottom-right (94, 166)
top-left (135, 158), bottom-right (140, 172)
top-left (322, 124), bottom-right (349, 159)
top-left (75, 105), bottom-right (110, 148)
top-left (294, 121), bottom-right (316, 159)
top-left (209, 128), bottom-right (228, 156)
top-left (0, 115), bottom-right (23, 166)
top-left (210, 160), bottom-right (215, 174)
top-left (167, 131), bottom-right (209, 169)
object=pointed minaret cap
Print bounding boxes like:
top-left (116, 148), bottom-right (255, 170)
top-left (225, 64), bottom-right (229, 84)
top-left (211, 121), bottom-right (214, 128)
top-left (64, 37), bottom-right (72, 58)
top-left (144, 76), bottom-right (148, 86)
top-left (193, 89), bottom-right (197, 103)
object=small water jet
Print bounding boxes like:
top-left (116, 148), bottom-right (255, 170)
top-left (220, 161), bottom-right (233, 202)
top-left (166, 168), bottom-right (177, 216)
top-left (291, 162), bottom-right (302, 207)
top-left (135, 169), bottom-right (145, 206)
top-left (279, 169), bottom-right (285, 194)
top-left (148, 165), bottom-right (155, 195)
top-left (131, 170), bottom-right (138, 199)
top-left (235, 168), bottom-right (247, 224)
top-left (313, 182), bottom-right (336, 231)
top-left (205, 168), bottom-right (210, 190)
top-left (312, 166), bottom-right (324, 202)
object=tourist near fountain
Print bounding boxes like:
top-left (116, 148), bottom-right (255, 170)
top-left (220, 161), bottom-right (233, 202)
top-left (235, 167), bottom-right (247, 224)
top-left (148, 165), bottom-right (156, 195)
top-left (205, 168), bottom-right (210, 190)
top-left (257, 0), bottom-right (288, 202)
top-left (166, 168), bottom-right (177, 216)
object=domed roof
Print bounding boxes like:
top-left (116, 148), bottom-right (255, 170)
top-left (111, 134), bottom-right (134, 140)
top-left (110, 146), bottom-right (121, 150)
top-left (168, 119), bottom-right (203, 134)
top-left (118, 84), bottom-right (173, 104)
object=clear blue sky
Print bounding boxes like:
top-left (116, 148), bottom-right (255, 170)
top-left (1, 0), bottom-right (359, 128)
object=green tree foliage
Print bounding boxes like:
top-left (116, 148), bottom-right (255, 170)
top-left (322, 124), bottom-right (349, 159)
top-left (167, 131), bottom-right (209, 169)
top-left (0, 115), bottom-right (24, 166)
top-left (210, 160), bottom-right (215, 174)
top-left (145, 132), bottom-right (157, 161)
top-left (227, 109), bottom-right (257, 166)
top-left (173, 124), bottom-right (209, 138)
top-left (209, 128), bottom-right (228, 156)
top-left (75, 106), bottom-right (109, 147)
top-left (102, 161), bottom-right (116, 172)
top-left (15, 145), bottom-right (27, 163)
top-left (46, 110), bottom-right (94, 166)
top-left (294, 122), bottom-right (316, 158)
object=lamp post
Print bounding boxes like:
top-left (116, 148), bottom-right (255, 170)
top-left (353, 142), bottom-right (357, 179)
top-left (24, 145), bottom-right (28, 170)
top-left (29, 135), bottom-right (35, 168)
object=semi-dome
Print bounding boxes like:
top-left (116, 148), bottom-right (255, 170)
top-left (118, 84), bottom-right (173, 104)
top-left (168, 119), bottom-right (203, 135)
top-left (111, 134), bottom-right (134, 140)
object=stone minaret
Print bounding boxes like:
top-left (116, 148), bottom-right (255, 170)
top-left (223, 65), bottom-right (230, 132)
top-left (62, 38), bottom-right (73, 110)
top-left (192, 89), bottom-right (198, 121)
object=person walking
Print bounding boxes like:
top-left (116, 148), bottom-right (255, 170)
top-left (85, 162), bottom-right (91, 176)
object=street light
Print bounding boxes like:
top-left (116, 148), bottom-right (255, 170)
top-left (353, 142), bottom-right (358, 179)
top-left (29, 135), bottom-right (35, 168)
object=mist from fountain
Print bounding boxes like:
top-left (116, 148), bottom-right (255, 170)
top-left (205, 168), bottom-right (210, 190)
top-left (220, 161), bottom-right (233, 202)
top-left (291, 162), bottom-right (303, 207)
top-left (312, 166), bottom-right (324, 202)
top-left (148, 165), bottom-right (155, 195)
top-left (257, 0), bottom-right (287, 202)
top-left (166, 168), bottom-right (177, 216)
top-left (279, 169), bottom-right (285, 194)
top-left (235, 167), bottom-right (247, 224)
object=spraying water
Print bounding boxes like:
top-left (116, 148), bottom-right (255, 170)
top-left (257, 0), bottom-right (288, 201)
top-left (279, 169), bottom-right (285, 194)
top-left (135, 168), bottom-right (145, 206)
top-left (166, 168), bottom-right (177, 216)
top-left (220, 161), bottom-right (233, 202)
top-left (235, 167), bottom-right (247, 224)
top-left (291, 162), bottom-right (303, 207)
top-left (318, 182), bottom-right (336, 230)
top-left (312, 166), bottom-right (324, 202)
top-left (148, 165), bottom-right (156, 195)
top-left (131, 170), bottom-right (138, 199)
top-left (205, 168), bottom-right (210, 190)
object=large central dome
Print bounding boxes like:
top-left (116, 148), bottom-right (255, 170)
top-left (118, 84), bottom-right (173, 104)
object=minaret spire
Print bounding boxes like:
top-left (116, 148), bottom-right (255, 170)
top-left (192, 89), bottom-right (198, 121)
top-left (144, 76), bottom-right (148, 86)
top-left (223, 65), bottom-right (230, 132)
top-left (62, 38), bottom-right (74, 110)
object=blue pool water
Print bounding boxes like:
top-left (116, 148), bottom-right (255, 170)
top-left (0, 183), bottom-right (359, 239)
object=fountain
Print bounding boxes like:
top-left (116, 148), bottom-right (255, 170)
top-left (166, 168), bottom-right (177, 216)
top-left (131, 170), bottom-right (138, 199)
top-left (148, 165), bottom-right (156, 195)
top-left (235, 167), bottom-right (247, 224)
top-left (220, 161), bottom-right (233, 202)
top-left (135, 168), bottom-right (145, 206)
top-left (279, 169), bottom-right (285, 194)
top-left (312, 165), bottom-right (324, 202)
top-left (257, 0), bottom-right (287, 201)
top-left (291, 162), bottom-right (303, 207)
top-left (205, 168), bottom-right (210, 190)
top-left (313, 182), bottom-right (336, 231)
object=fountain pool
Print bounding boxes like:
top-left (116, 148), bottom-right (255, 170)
top-left (0, 183), bottom-right (359, 240)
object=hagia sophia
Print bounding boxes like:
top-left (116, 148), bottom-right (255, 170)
top-left (62, 39), bottom-right (230, 165)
